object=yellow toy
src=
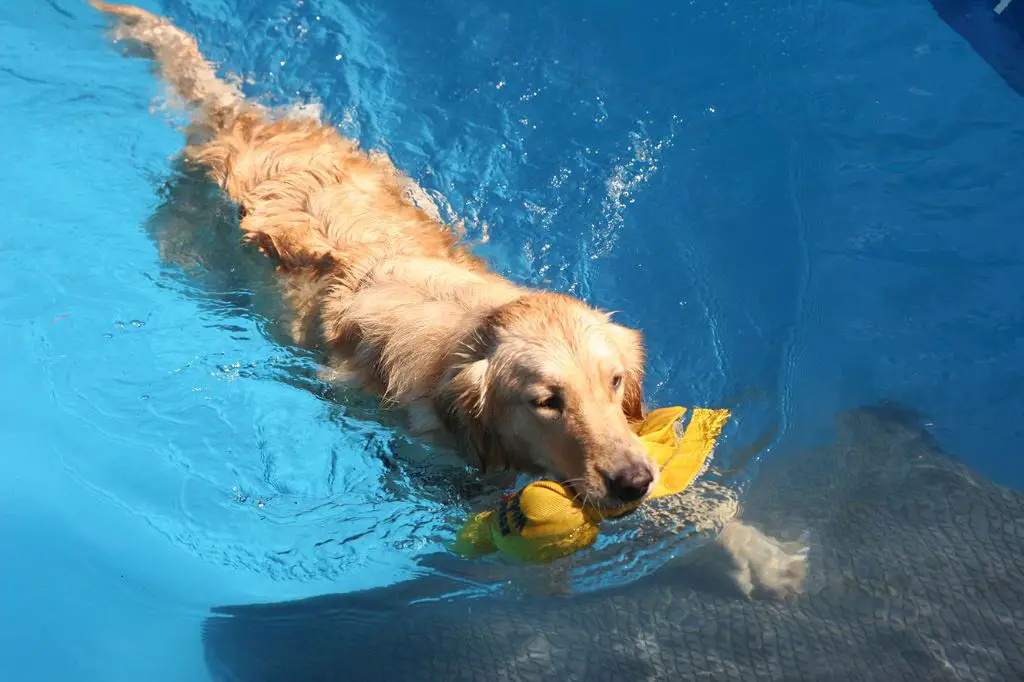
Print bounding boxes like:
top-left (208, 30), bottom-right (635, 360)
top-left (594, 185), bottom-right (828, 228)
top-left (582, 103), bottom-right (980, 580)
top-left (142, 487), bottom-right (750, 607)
top-left (452, 406), bottom-right (731, 563)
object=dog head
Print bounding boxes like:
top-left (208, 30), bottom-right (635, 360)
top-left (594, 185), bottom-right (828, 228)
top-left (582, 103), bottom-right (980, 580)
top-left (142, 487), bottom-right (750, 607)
top-left (439, 292), bottom-right (657, 509)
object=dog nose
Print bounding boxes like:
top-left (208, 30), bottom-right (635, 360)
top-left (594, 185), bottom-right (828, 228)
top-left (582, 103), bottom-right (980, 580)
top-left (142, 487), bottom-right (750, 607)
top-left (605, 463), bottom-right (654, 503)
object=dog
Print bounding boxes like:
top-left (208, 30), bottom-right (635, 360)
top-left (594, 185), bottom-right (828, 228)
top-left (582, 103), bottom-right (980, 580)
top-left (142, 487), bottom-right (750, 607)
top-left (89, 1), bottom-right (658, 511)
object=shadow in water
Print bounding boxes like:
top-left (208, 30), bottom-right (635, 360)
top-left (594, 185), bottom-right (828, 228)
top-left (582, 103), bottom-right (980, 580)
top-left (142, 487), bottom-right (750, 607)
top-left (202, 401), bottom-right (1024, 682)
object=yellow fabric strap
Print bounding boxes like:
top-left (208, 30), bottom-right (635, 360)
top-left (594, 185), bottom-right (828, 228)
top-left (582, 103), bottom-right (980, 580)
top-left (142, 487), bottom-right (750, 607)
top-left (648, 407), bottom-right (730, 499)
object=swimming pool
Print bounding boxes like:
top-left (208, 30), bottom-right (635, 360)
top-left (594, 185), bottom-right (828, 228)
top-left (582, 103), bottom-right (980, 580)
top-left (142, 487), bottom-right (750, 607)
top-left (2, 0), bottom-right (1023, 679)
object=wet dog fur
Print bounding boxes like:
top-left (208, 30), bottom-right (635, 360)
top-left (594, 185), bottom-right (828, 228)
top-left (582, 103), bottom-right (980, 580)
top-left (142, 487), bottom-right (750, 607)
top-left (89, 1), bottom-right (659, 509)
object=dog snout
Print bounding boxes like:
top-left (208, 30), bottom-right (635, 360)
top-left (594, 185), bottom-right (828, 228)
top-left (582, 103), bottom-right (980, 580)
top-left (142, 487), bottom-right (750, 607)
top-left (604, 461), bottom-right (654, 503)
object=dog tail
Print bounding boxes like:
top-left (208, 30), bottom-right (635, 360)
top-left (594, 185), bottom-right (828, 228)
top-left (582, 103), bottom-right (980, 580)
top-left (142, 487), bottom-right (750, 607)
top-left (88, 1), bottom-right (247, 130)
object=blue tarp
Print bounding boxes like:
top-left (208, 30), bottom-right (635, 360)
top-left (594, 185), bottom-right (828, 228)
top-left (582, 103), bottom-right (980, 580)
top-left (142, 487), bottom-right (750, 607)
top-left (931, 0), bottom-right (1024, 94)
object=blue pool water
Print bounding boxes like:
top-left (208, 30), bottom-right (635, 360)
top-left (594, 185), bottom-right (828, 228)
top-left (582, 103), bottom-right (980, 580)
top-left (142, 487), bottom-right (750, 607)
top-left (2, 0), bottom-right (1023, 679)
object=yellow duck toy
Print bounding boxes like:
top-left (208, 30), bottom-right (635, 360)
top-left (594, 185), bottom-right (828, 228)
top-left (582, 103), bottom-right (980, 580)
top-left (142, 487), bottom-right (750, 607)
top-left (452, 406), bottom-right (731, 563)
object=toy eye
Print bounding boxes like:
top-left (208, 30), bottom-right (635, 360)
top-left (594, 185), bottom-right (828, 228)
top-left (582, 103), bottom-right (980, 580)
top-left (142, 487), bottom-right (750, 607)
top-left (611, 373), bottom-right (623, 391)
top-left (531, 394), bottom-right (563, 411)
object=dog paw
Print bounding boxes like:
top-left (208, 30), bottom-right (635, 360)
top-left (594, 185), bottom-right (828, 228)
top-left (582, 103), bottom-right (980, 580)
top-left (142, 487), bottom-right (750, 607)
top-left (405, 400), bottom-right (444, 436)
top-left (717, 521), bottom-right (809, 601)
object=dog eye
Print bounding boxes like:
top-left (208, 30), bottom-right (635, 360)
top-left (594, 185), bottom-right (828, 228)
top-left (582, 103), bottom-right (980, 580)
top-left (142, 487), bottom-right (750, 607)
top-left (611, 373), bottom-right (623, 391)
top-left (531, 394), bottom-right (563, 412)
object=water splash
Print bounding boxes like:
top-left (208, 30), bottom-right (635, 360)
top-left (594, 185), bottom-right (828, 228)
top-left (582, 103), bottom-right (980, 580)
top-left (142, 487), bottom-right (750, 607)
top-left (591, 119), bottom-right (680, 260)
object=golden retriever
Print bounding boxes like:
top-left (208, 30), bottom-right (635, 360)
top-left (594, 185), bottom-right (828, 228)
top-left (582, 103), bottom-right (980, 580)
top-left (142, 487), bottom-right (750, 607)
top-left (89, 1), bottom-right (658, 510)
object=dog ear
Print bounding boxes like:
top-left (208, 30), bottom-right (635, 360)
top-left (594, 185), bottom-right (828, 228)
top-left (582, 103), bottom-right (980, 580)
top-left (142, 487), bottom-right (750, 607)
top-left (622, 363), bottom-right (645, 423)
top-left (436, 358), bottom-right (509, 471)
top-left (607, 321), bottom-right (646, 423)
